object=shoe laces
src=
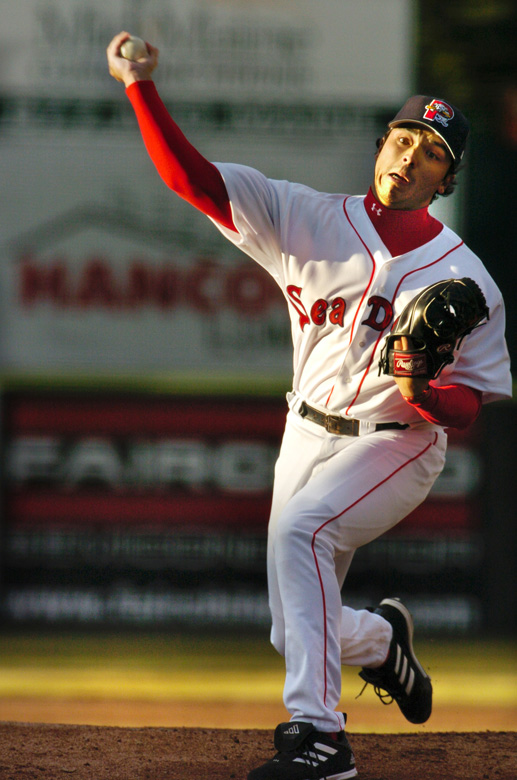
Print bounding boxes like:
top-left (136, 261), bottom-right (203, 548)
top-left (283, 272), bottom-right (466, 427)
top-left (296, 733), bottom-right (339, 780)
top-left (299, 737), bottom-right (321, 780)
top-left (356, 680), bottom-right (397, 707)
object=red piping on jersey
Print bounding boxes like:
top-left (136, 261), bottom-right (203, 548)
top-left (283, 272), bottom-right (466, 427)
top-left (311, 431), bottom-right (438, 710)
top-left (326, 196), bottom-right (378, 408)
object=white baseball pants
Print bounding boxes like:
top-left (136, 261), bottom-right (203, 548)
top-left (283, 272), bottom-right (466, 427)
top-left (267, 408), bottom-right (447, 733)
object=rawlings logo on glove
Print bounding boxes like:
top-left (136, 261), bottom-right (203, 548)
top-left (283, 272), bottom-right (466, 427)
top-left (379, 277), bottom-right (489, 380)
top-left (392, 354), bottom-right (428, 376)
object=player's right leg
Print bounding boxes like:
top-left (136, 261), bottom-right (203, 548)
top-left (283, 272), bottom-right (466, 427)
top-left (247, 719), bottom-right (357, 780)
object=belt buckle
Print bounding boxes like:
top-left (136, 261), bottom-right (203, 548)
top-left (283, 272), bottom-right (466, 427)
top-left (324, 414), bottom-right (343, 435)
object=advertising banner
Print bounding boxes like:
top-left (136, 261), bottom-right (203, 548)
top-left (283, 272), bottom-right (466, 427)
top-left (4, 0), bottom-right (412, 103)
top-left (0, 0), bottom-right (416, 376)
top-left (2, 390), bottom-right (485, 632)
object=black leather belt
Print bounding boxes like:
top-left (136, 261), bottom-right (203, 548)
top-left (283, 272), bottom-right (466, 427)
top-left (299, 401), bottom-right (409, 436)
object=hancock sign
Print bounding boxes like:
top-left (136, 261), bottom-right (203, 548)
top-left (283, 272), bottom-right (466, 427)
top-left (4, 204), bottom-right (286, 372)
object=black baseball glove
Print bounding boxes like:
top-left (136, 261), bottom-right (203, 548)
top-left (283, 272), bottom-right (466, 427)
top-left (378, 277), bottom-right (489, 380)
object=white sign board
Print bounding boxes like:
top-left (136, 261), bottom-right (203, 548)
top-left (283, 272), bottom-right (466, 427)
top-left (3, 0), bottom-right (413, 102)
top-left (0, 0), bottom-right (414, 376)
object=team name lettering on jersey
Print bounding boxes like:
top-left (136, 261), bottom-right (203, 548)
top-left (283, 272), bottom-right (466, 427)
top-left (287, 285), bottom-right (346, 330)
top-left (286, 285), bottom-right (310, 330)
top-left (361, 296), bottom-right (394, 331)
top-left (287, 285), bottom-right (392, 334)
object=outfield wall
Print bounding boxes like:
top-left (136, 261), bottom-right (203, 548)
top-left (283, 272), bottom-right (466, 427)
top-left (1, 383), bottom-right (514, 636)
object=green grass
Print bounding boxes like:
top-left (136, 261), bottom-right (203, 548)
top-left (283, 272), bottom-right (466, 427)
top-left (0, 371), bottom-right (292, 396)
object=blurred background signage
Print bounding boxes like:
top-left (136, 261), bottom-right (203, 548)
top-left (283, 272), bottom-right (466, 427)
top-left (0, 0), bottom-right (514, 636)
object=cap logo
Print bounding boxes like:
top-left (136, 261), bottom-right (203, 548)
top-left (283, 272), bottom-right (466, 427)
top-left (423, 99), bottom-right (454, 128)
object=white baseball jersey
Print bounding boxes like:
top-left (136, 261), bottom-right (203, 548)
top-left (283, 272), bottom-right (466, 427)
top-left (212, 162), bottom-right (512, 420)
top-left (208, 161), bottom-right (511, 734)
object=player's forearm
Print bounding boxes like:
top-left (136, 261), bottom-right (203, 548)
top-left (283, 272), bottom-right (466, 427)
top-left (126, 81), bottom-right (236, 231)
top-left (404, 383), bottom-right (482, 429)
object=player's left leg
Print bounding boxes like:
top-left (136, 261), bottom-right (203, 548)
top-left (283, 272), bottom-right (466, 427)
top-left (266, 409), bottom-right (332, 661)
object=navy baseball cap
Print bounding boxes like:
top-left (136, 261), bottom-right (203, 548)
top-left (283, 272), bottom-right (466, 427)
top-left (389, 95), bottom-right (470, 162)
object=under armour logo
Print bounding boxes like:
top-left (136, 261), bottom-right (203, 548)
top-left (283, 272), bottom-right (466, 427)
top-left (371, 203), bottom-right (382, 216)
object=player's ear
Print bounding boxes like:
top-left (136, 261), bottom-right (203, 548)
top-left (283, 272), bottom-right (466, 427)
top-left (375, 130), bottom-right (391, 159)
top-left (437, 173), bottom-right (455, 196)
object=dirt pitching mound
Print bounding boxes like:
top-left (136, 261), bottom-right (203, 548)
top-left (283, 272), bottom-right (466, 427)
top-left (0, 722), bottom-right (515, 780)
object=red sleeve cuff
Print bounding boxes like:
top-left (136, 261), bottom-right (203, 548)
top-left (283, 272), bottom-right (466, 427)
top-left (404, 384), bottom-right (482, 429)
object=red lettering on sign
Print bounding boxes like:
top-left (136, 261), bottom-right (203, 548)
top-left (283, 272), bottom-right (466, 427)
top-left (184, 259), bottom-right (220, 314)
top-left (20, 255), bottom-right (70, 307)
top-left (77, 258), bottom-right (116, 307)
top-left (226, 264), bottom-right (277, 315)
top-left (18, 255), bottom-right (283, 314)
top-left (154, 266), bottom-right (181, 308)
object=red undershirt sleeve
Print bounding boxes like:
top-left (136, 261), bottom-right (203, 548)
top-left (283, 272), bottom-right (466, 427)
top-left (126, 80), bottom-right (236, 231)
top-left (405, 383), bottom-right (483, 429)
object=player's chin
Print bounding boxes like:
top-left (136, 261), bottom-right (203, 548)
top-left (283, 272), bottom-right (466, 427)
top-left (378, 189), bottom-right (407, 209)
top-left (382, 184), bottom-right (428, 211)
top-left (375, 179), bottom-right (405, 207)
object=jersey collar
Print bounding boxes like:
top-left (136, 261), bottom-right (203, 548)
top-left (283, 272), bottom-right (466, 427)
top-left (363, 188), bottom-right (443, 256)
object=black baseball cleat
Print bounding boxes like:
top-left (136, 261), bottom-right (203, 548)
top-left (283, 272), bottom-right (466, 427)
top-left (358, 597), bottom-right (432, 724)
top-left (247, 719), bottom-right (358, 780)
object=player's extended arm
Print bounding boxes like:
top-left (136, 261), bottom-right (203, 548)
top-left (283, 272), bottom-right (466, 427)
top-left (106, 32), bottom-right (236, 231)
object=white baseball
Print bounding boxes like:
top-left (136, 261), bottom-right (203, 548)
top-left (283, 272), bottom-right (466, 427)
top-left (120, 36), bottom-right (148, 61)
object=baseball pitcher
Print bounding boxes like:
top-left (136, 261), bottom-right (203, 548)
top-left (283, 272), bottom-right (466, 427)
top-left (107, 32), bottom-right (512, 780)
